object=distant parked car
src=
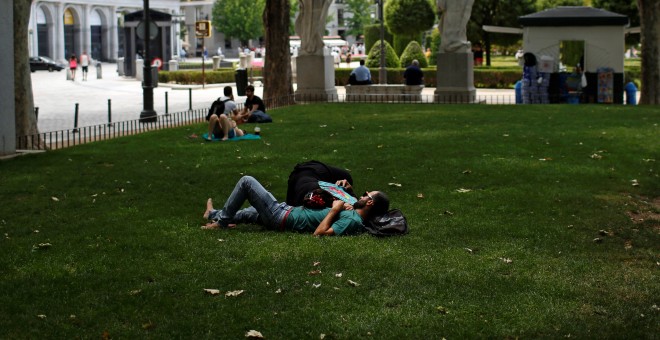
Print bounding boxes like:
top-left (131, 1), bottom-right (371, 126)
top-left (30, 56), bottom-right (65, 72)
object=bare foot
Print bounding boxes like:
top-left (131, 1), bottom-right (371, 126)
top-left (203, 198), bottom-right (213, 219)
top-left (201, 222), bottom-right (220, 230)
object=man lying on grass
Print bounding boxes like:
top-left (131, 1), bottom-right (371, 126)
top-left (202, 176), bottom-right (389, 236)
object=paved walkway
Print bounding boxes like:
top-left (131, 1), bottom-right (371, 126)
top-left (32, 60), bottom-right (514, 133)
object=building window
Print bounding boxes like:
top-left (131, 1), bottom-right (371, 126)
top-left (337, 9), bottom-right (344, 27)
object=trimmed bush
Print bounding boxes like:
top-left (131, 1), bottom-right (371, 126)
top-left (366, 40), bottom-right (401, 68)
top-left (364, 24), bottom-right (394, 54)
top-left (400, 41), bottom-right (428, 68)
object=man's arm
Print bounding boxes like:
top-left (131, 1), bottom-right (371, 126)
top-left (313, 200), bottom-right (344, 236)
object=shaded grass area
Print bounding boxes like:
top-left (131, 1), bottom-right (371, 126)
top-left (1, 104), bottom-right (658, 338)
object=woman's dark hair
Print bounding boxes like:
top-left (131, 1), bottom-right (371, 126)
top-left (523, 52), bottom-right (537, 67)
top-left (370, 191), bottom-right (390, 218)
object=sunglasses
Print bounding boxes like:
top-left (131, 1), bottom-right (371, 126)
top-left (364, 191), bottom-right (374, 200)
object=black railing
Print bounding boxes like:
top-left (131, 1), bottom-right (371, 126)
top-left (17, 92), bottom-right (614, 151)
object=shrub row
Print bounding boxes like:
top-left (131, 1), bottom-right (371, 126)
top-left (159, 68), bottom-right (262, 85)
top-left (159, 67), bottom-right (641, 89)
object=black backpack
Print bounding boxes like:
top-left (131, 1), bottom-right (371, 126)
top-left (363, 209), bottom-right (409, 237)
top-left (206, 98), bottom-right (231, 121)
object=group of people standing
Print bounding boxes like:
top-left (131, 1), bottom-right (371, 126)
top-left (68, 51), bottom-right (91, 81)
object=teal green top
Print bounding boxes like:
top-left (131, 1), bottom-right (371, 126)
top-left (285, 207), bottom-right (365, 235)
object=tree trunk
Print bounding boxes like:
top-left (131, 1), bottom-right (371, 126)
top-left (637, 0), bottom-right (660, 104)
top-left (14, 0), bottom-right (41, 147)
top-left (263, 0), bottom-right (294, 107)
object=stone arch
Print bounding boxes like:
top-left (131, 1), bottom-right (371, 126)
top-left (35, 4), bottom-right (54, 58)
top-left (63, 6), bottom-right (82, 59)
top-left (89, 8), bottom-right (107, 60)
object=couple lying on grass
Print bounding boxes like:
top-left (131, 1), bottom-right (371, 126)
top-left (202, 161), bottom-right (390, 236)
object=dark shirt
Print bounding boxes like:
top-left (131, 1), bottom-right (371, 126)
top-left (403, 65), bottom-right (424, 85)
top-left (245, 95), bottom-right (266, 112)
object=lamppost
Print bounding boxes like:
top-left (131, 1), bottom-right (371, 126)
top-left (375, 0), bottom-right (386, 84)
top-left (139, 0), bottom-right (157, 122)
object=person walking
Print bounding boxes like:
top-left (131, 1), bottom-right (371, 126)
top-left (79, 51), bottom-right (90, 81)
top-left (68, 54), bottom-right (77, 81)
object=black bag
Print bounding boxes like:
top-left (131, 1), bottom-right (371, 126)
top-left (206, 98), bottom-right (230, 121)
top-left (364, 209), bottom-right (409, 236)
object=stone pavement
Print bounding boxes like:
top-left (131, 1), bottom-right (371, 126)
top-left (32, 60), bottom-right (514, 133)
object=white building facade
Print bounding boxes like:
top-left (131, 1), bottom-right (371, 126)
top-left (29, 0), bottom-right (181, 63)
top-left (27, 0), bottom-right (364, 62)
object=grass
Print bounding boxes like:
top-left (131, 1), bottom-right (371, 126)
top-left (1, 103), bottom-right (658, 339)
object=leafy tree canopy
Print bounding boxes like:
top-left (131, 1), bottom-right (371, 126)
top-left (536, 0), bottom-right (588, 11)
top-left (212, 0), bottom-right (265, 45)
top-left (345, 0), bottom-right (374, 38)
top-left (384, 0), bottom-right (435, 37)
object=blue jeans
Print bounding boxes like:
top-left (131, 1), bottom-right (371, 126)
top-left (208, 176), bottom-right (291, 229)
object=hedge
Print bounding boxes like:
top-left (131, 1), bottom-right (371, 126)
top-left (158, 68), bottom-right (262, 85)
top-left (159, 66), bottom-right (642, 90)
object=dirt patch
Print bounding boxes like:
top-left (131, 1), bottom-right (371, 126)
top-left (625, 195), bottom-right (660, 232)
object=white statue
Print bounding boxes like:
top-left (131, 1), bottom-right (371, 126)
top-left (295, 0), bottom-right (332, 56)
top-left (437, 0), bottom-right (475, 53)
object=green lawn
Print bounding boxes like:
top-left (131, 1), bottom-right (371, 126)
top-left (1, 104), bottom-right (658, 338)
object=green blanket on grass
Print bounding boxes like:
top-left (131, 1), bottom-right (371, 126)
top-left (202, 133), bottom-right (261, 141)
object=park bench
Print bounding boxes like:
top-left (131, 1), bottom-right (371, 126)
top-left (345, 84), bottom-right (424, 102)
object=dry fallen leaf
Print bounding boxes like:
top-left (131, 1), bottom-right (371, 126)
top-left (436, 306), bottom-right (449, 314)
top-left (308, 270), bottom-right (322, 275)
top-left (456, 188), bottom-right (472, 193)
top-left (631, 179), bottom-right (640, 187)
top-left (246, 330), bottom-right (264, 338)
top-left (444, 210), bottom-right (454, 216)
top-left (388, 183), bottom-right (402, 187)
top-left (32, 243), bottom-right (52, 251)
top-left (593, 237), bottom-right (603, 243)
top-left (313, 261), bottom-right (321, 266)
top-left (335, 273), bottom-right (343, 278)
top-left (499, 257), bottom-right (513, 264)
top-left (51, 197), bottom-right (59, 202)
top-left (417, 193), bottom-right (424, 198)
top-left (590, 153), bottom-right (603, 159)
top-left (275, 288), bottom-right (282, 294)
top-left (225, 290), bottom-right (245, 297)
top-left (312, 283), bottom-right (322, 288)
top-left (347, 280), bottom-right (360, 287)
top-left (37, 314), bottom-right (47, 319)
top-left (204, 289), bottom-right (221, 295)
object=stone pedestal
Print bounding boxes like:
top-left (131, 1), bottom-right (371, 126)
top-left (295, 54), bottom-right (338, 102)
top-left (435, 52), bottom-right (476, 103)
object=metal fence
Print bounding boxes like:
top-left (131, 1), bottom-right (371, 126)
top-left (18, 91), bottom-right (610, 151)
